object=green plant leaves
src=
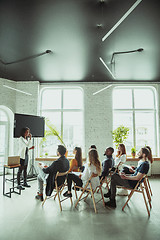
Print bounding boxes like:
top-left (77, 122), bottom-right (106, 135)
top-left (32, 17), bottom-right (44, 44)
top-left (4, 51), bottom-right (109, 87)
top-left (112, 125), bottom-right (129, 148)
top-left (39, 118), bottom-right (66, 156)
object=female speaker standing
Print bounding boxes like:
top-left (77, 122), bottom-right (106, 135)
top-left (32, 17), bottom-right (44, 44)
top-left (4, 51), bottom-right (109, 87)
top-left (17, 127), bottom-right (34, 190)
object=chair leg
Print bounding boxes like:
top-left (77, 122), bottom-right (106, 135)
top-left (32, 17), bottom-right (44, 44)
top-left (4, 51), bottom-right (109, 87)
top-left (73, 182), bottom-right (78, 199)
top-left (89, 183), bottom-right (97, 213)
top-left (55, 182), bottom-right (62, 211)
top-left (70, 196), bottom-right (73, 205)
top-left (42, 196), bottom-right (47, 206)
top-left (99, 186), bottom-right (105, 207)
top-left (143, 180), bottom-right (152, 208)
top-left (141, 186), bottom-right (150, 217)
top-left (146, 177), bottom-right (153, 196)
top-left (106, 179), bottom-right (111, 191)
top-left (75, 184), bottom-right (88, 208)
top-left (84, 191), bottom-right (90, 201)
top-left (54, 192), bottom-right (58, 200)
top-left (122, 190), bottom-right (135, 211)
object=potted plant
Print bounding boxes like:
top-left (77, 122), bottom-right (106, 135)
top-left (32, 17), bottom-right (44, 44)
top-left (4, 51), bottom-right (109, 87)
top-left (112, 125), bottom-right (130, 148)
top-left (40, 118), bottom-right (67, 157)
top-left (45, 152), bottom-right (48, 157)
top-left (131, 147), bottom-right (136, 158)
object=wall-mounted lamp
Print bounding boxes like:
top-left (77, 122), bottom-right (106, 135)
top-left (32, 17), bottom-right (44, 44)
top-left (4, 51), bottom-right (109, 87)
top-left (111, 48), bottom-right (144, 64)
top-left (0, 50), bottom-right (52, 65)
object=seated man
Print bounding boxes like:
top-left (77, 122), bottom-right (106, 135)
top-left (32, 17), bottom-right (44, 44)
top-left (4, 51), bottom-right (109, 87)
top-left (100, 147), bottom-right (114, 179)
top-left (35, 145), bottom-right (69, 201)
top-left (104, 147), bottom-right (150, 208)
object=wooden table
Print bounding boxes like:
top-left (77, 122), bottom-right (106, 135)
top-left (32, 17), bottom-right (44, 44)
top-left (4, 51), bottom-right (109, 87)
top-left (35, 157), bottom-right (86, 162)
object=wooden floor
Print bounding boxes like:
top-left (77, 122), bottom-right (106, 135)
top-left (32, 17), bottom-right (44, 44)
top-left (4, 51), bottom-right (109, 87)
top-left (0, 175), bottom-right (160, 240)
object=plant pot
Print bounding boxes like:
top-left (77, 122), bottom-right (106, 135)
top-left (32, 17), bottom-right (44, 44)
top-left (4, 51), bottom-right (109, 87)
top-left (131, 152), bottom-right (136, 158)
top-left (65, 150), bottom-right (68, 158)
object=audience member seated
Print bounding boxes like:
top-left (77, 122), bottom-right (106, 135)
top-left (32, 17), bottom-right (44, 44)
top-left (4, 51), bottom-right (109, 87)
top-left (104, 147), bottom-right (150, 208)
top-left (86, 145), bottom-right (97, 163)
top-left (114, 144), bottom-right (127, 172)
top-left (100, 147), bottom-right (114, 179)
top-left (63, 148), bottom-right (102, 197)
top-left (113, 144), bottom-right (128, 196)
top-left (35, 145), bottom-right (69, 201)
top-left (68, 147), bottom-right (83, 173)
top-left (122, 145), bottom-right (153, 175)
top-left (137, 146), bottom-right (153, 168)
top-left (90, 145), bottom-right (97, 150)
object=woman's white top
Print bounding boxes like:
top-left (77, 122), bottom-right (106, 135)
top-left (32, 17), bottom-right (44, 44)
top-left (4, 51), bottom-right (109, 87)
top-left (115, 154), bottom-right (127, 171)
top-left (81, 163), bottom-right (100, 190)
top-left (19, 136), bottom-right (32, 159)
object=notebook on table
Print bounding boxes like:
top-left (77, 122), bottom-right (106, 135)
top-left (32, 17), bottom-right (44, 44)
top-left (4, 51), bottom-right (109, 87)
top-left (7, 156), bottom-right (20, 166)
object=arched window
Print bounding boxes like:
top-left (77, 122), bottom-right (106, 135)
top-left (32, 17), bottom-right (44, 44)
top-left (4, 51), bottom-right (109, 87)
top-left (40, 87), bottom-right (84, 156)
top-left (113, 86), bottom-right (158, 155)
top-left (0, 109), bottom-right (9, 174)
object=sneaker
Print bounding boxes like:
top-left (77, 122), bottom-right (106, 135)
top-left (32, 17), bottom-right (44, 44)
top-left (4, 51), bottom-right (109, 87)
top-left (105, 199), bottom-right (116, 208)
top-left (17, 185), bottom-right (25, 190)
top-left (35, 193), bottom-right (43, 201)
top-left (72, 186), bottom-right (80, 191)
top-left (104, 191), bottom-right (111, 198)
top-left (63, 191), bottom-right (72, 197)
top-left (117, 189), bottom-right (128, 196)
top-left (23, 183), bottom-right (31, 188)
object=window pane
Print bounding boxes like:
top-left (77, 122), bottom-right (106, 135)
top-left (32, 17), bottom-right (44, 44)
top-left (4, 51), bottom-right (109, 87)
top-left (0, 110), bottom-right (8, 121)
top-left (113, 112), bottom-right (133, 153)
top-left (113, 89), bottom-right (132, 109)
top-left (40, 87), bottom-right (84, 157)
top-left (40, 111), bottom-right (61, 156)
top-left (41, 89), bottom-right (61, 110)
top-left (134, 89), bottom-right (154, 109)
top-left (0, 123), bottom-right (8, 173)
top-left (63, 89), bottom-right (83, 109)
top-left (41, 111), bottom-right (61, 132)
top-left (0, 125), bottom-right (6, 155)
top-left (135, 112), bottom-right (156, 154)
top-left (63, 112), bottom-right (83, 155)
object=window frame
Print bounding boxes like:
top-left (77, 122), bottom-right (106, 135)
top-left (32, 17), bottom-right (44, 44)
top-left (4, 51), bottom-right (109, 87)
top-left (113, 86), bottom-right (158, 155)
top-left (40, 86), bottom-right (84, 155)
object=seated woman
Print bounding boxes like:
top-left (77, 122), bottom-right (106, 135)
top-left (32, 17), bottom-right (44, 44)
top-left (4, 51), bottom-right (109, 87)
top-left (68, 147), bottom-right (83, 173)
top-left (63, 148), bottom-right (102, 197)
top-left (114, 144), bottom-right (127, 172)
top-left (114, 144), bottom-right (128, 196)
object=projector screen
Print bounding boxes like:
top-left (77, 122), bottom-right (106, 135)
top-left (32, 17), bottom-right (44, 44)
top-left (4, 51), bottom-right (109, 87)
top-left (14, 113), bottom-right (45, 138)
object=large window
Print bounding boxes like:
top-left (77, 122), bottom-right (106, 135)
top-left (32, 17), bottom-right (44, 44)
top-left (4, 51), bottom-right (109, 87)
top-left (40, 87), bottom-right (84, 156)
top-left (113, 87), bottom-right (158, 155)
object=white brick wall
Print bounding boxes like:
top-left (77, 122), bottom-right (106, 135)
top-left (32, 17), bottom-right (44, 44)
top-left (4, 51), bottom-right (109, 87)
top-left (0, 79), bottom-right (40, 156)
top-left (0, 78), bottom-right (16, 112)
top-left (83, 83), bottom-right (113, 160)
top-left (1, 78), bottom-right (160, 174)
top-left (15, 81), bottom-right (39, 115)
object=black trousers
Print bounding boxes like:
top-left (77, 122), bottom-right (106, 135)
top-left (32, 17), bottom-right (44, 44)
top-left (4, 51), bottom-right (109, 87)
top-left (67, 173), bottom-right (83, 191)
top-left (17, 158), bottom-right (28, 185)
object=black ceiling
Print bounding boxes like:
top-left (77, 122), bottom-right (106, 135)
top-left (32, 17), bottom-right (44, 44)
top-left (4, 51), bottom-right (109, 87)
top-left (0, 0), bottom-right (159, 83)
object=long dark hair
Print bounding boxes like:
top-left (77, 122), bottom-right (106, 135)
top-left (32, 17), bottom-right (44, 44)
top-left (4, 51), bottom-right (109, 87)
top-left (119, 144), bottom-right (126, 155)
top-left (74, 147), bottom-right (82, 168)
top-left (20, 127), bottom-right (30, 138)
top-left (146, 146), bottom-right (153, 163)
top-left (88, 149), bottom-right (102, 176)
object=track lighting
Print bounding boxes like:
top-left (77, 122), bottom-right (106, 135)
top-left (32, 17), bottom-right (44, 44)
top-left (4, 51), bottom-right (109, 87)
top-left (111, 48), bottom-right (144, 64)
